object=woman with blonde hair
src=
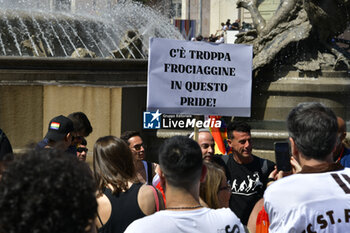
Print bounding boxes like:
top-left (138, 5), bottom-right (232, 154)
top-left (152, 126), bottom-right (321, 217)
top-left (200, 161), bottom-right (231, 209)
top-left (93, 136), bottom-right (164, 233)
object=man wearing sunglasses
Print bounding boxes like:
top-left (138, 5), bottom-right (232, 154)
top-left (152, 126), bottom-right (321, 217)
top-left (121, 131), bottom-right (155, 185)
top-left (67, 112), bottom-right (93, 155)
top-left (76, 138), bottom-right (88, 162)
top-left (36, 112), bottom-right (92, 156)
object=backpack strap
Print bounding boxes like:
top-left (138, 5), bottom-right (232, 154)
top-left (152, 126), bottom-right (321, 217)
top-left (222, 154), bottom-right (230, 164)
top-left (261, 159), bottom-right (268, 177)
top-left (146, 161), bottom-right (153, 185)
top-left (149, 185), bottom-right (160, 212)
top-left (223, 154), bottom-right (268, 176)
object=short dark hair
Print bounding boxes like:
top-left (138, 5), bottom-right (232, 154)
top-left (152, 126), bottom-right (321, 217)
top-left (80, 138), bottom-right (87, 146)
top-left (227, 121), bottom-right (251, 139)
top-left (158, 136), bottom-right (203, 189)
top-left (67, 112), bottom-right (93, 137)
top-left (0, 149), bottom-right (97, 233)
top-left (287, 102), bottom-right (338, 160)
top-left (120, 131), bottom-right (141, 145)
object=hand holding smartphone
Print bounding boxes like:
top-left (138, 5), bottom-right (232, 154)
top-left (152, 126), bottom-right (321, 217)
top-left (274, 141), bottom-right (292, 172)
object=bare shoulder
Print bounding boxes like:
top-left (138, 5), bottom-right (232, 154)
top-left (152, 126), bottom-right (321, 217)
top-left (95, 194), bottom-right (111, 228)
top-left (138, 184), bottom-right (155, 203)
top-left (138, 184), bottom-right (160, 215)
top-left (97, 193), bottom-right (110, 206)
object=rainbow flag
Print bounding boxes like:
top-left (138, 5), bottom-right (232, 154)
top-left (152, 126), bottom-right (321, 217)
top-left (173, 19), bottom-right (196, 41)
top-left (50, 122), bottom-right (60, 130)
top-left (209, 116), bottom-right (231, 155)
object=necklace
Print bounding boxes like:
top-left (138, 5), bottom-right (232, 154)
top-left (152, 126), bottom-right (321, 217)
top-left (166, 205), bottom-right (202, 210)
top-left (336, 146), bottom-right (344, 163)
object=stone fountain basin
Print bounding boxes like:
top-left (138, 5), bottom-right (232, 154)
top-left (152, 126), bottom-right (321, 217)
top-left (0, 9), bottom-right (129, 58)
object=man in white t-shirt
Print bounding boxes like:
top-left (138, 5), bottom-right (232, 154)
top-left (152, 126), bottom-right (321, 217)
top-left (125, 136), bottom-right (246, 233)
top-left (264, 102), bottom-right (350, 233)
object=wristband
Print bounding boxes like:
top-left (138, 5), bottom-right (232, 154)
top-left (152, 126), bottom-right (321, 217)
top-left (267, 177), bottom-right (275, 183)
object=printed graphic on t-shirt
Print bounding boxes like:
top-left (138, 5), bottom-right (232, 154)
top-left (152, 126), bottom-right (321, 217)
top-left (225, 224), bottom-right (240, 233)
top-left (231, 171), bottom-right (263, 196)
top-left (331, 173), bottom-right (350, 194)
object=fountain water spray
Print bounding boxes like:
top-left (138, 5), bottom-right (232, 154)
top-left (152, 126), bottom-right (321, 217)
top-left (0, 0), bottom-right (184, 58)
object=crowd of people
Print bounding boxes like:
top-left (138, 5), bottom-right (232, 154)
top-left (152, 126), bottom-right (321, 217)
top-left (0, 102), bottom-right (349, 233)
top-left (191, 18), bottom-right (253, 43)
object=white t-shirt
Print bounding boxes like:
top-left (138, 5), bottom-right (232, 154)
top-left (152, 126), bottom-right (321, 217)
top-left (264, 168), bottom-right (350, 233)
top-left (215, 37), bottom-right (225, 44)
top-left (124, 207), bottom-right (245, 233)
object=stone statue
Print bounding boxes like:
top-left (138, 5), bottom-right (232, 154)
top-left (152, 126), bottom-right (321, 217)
top-left (111, 30), bottom-right (144, 59)
top-left (71, 48), bottom-right (96, 58)
top-left (21, 36), bottom-right (47, 57)
top-left (236, 0), bottom-right (350, 72)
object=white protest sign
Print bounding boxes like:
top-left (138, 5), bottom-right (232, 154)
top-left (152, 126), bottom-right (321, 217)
top-left (147, 38), bottom-right (252, 116)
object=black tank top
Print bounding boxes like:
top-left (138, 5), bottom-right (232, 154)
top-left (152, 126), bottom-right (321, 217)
top-left (98, 183), bottom-right (145, 233)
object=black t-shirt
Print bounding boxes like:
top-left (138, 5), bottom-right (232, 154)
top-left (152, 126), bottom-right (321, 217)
top-left (227, 154), bottom-right (275, 225)
top-left (98, 183), bottom-right (145, 233)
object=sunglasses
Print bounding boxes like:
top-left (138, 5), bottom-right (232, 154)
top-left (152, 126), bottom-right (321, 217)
top-left (133, 143), bottom-right (146, 151)
top-left (72, 136), bottom-right (84, 141)
top-left (77, 147), bottom-right (88, 153)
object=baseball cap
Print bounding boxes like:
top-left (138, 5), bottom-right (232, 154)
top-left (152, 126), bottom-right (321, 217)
top-left (45, 115), bottom-right (74, 142)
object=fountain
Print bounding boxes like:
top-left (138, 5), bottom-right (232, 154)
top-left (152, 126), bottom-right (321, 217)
top-left (236, 0), bottom-right (349, 72)
top-left (233, 0), bottom-right (350, 159)
top-left (0, 0), bottom-right (184, 152)
top-left (0, 0), bottom-right (183, 58)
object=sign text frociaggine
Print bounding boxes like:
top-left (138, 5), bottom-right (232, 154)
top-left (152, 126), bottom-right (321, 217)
top-left (147, 38), bottom-right (253, 116)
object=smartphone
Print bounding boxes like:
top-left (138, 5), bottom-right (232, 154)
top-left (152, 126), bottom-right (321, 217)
top-left (274, 141), bottom-right (292, 172)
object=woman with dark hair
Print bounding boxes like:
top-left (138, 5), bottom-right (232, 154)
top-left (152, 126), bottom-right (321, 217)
top-left (93, 136), bottom-right (164, 233)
